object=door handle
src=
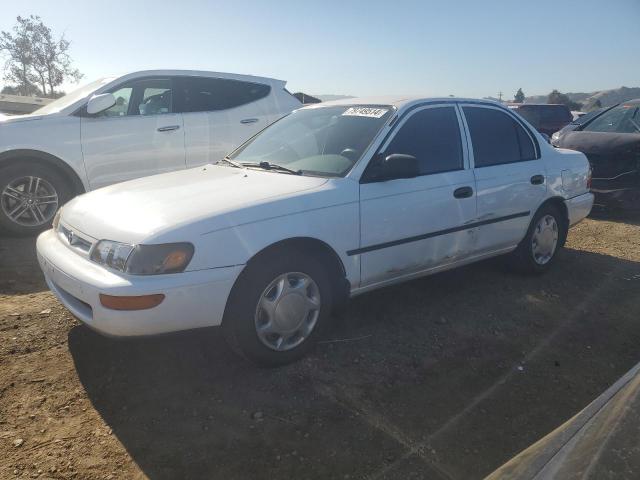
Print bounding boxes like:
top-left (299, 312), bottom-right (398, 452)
top-left (240, 118), bottom-right (259, 124)
top-left (530, 174), bottom-right (545, 185)
top-left (157, 125), bottom-right (180, 132)
top-left (453, 186), bottom-right (474, 199)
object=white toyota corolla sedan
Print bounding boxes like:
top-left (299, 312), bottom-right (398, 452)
top-left (37, 97), bottom-right (594, 365)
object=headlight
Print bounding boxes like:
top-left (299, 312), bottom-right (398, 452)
top-left (90, 241), bottom-right (194, 275)
top-left (551, 132), bottom-right (560, 142)
top-left (90, 240), bottom-right (135, 271)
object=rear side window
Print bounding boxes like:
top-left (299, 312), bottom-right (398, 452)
top-left (385, 106), bottom-right (463, 175)
top-left (463, 107), bottom-right (536, 167)
top-left (176, 77), bottom-right (270, 113)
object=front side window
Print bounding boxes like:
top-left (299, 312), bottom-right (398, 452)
top-left (97, 78), bottom-right (172, 117)
top-left (583, 104), bottom-right (640, 134)
top-left (383, 106), bottom-right (463, 175)
top-left (463, 107), bottom-right (536, 167)
top-left (100, 87), bottom-right (133, 117)
top-left (137, 80), bottom-right (172, 116)
top-left (176, 77), bottom-right (270, 113)
top-left (228, 105), bottom-right (393, 177)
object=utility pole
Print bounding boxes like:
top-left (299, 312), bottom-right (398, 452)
top-left (498, 91), bottom-right (503, 102)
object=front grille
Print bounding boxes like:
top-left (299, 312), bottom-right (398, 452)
top-left (59, 225), bottom-right (93, 253)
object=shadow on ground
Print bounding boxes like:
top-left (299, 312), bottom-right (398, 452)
top-left (589, 208), bottom-right (640, 226)
top-left (69, 247), bottom-right (640, 479)
top-left (0, 236), bottom-right (46, 294)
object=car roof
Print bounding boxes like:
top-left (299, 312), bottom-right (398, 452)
top-left (302, 96), bottom-right (505, 112)
top-left (621, 98), bottom-right (640, 106)
top-left (508, 103), bottom-right (568, 108)
top-left (116, 69), bottom-right (286, 86)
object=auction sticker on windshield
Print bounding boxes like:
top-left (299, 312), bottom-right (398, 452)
top-left (342, 107), bottom-right (389, 118)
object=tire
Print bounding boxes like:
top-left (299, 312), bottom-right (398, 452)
top-left (222, 250), bottom-right (334, 367)
top-left (0, 162), bottom-right (73, 236)
top-left (510, 203), bottom-right (566, 274)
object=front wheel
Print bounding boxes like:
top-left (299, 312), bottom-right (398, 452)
top-left (222, 251), bottom-right (333, 366)
top-left (510, 204), bottom-right (566, 274)
top-left (0, 162), bottom-right (72, 236)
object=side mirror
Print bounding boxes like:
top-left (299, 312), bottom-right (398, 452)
top-left (86, 93), bottom-right (116, 115)
top-left (374, 153), bottom-right (419, 181)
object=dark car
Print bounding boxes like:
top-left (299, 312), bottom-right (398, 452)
top-left (508, 103), bottom-right (573, 136)
top-left (552, 99), bottom-right (640, 209)
top-left (551, 106), bottom-right (611, 140)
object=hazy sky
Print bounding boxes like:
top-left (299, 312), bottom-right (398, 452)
top-left (1, 0), bottom-right (638, 99)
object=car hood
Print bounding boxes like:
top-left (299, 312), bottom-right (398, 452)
top-left (61, 165), bottom-right (329, 244)
top-left (0, 111), bottom-right (61, 126)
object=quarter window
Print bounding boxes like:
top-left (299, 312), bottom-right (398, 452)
top-left (463, 107), bottom-right (536, 167)
top-left (384, 106), bottom-right (463, 175)
top-left (176, 77), bottom-right (270, 113)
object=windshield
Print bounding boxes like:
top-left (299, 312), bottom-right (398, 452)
top-left (583, 103), bottom-right (640, 133)
top-left (571, 107), bottom-right (607, 125)
top-left (35, 77), bottom-right (115, 115)
top-left (228, 105), bottom-right (394, 177)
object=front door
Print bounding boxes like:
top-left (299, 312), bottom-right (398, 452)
top-left (80, 77), bottom-right (186, 190)
top-left (358, 105), bottom-right (477, 288)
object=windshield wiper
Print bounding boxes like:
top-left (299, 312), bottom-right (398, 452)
top-left (219, 156), bottom-right (244, 168)
top-left (242, 161), bottom-right (302, 175)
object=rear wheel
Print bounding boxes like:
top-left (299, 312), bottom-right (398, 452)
top-left (510, 204), bottom-right (566, 274)
top-left (0, 162), bottom-right (72, 236)
top-left (222, 251), bottom-right (333, 366)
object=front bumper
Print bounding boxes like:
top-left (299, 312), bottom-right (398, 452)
top-left (36, 229), bottom-right (243, 336)
top-left (565, 192), bottom-right (594, 226)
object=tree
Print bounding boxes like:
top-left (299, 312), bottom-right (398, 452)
top-left (1, 85), bottom-right (20, 95)
top-left (0, 15), bottom-right (82, 97)
top-left (31, 17), bottom-right (82, 97)
top-left (514, 88), bottom-right (525, 103)
top-left (0, 16), bottom-right (39, 96)
top-left (588, 99), bottom-right (603, 111)
top-left (547, 89), bottom-right (582, 111)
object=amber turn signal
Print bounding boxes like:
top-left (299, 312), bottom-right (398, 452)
top-left (99, 293), bottom-right (165, 311)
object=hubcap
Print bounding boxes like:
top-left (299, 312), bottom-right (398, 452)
top-left (1, 176), bottom-right (58, 227)
top-left (531, 214), bottom-right (559, 265)
top-left (254, 272), bottom-right (321, 351)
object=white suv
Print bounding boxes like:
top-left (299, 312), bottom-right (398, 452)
top-left (37, 97), bottom-right (594, 366)
top-left (0, 70), bottom-right (301, 235)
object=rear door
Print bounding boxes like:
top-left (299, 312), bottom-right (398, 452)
top-left (175, 76), bottom-right (272, 167)
top-left (460, 104), bottom-right (546, 253)
top-left (81, 77), bottom-right (186, 189)
top-left (358, 104), bottom-right (477, 287)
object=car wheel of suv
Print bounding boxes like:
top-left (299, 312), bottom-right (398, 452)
top-left (0, 162), bottom-right (72, 236)
top-left (510, 204), bottom-right (565, 274)
top-left (222, 250), bottom-right (333, 367)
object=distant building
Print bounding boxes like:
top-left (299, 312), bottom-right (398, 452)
top-left (0, 94), bottom-right (53, 115)
top-left (292, 92), bottom-right (321, 104)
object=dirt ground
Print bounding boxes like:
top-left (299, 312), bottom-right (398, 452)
top-left (1, 214), bottom-right (640, 480)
